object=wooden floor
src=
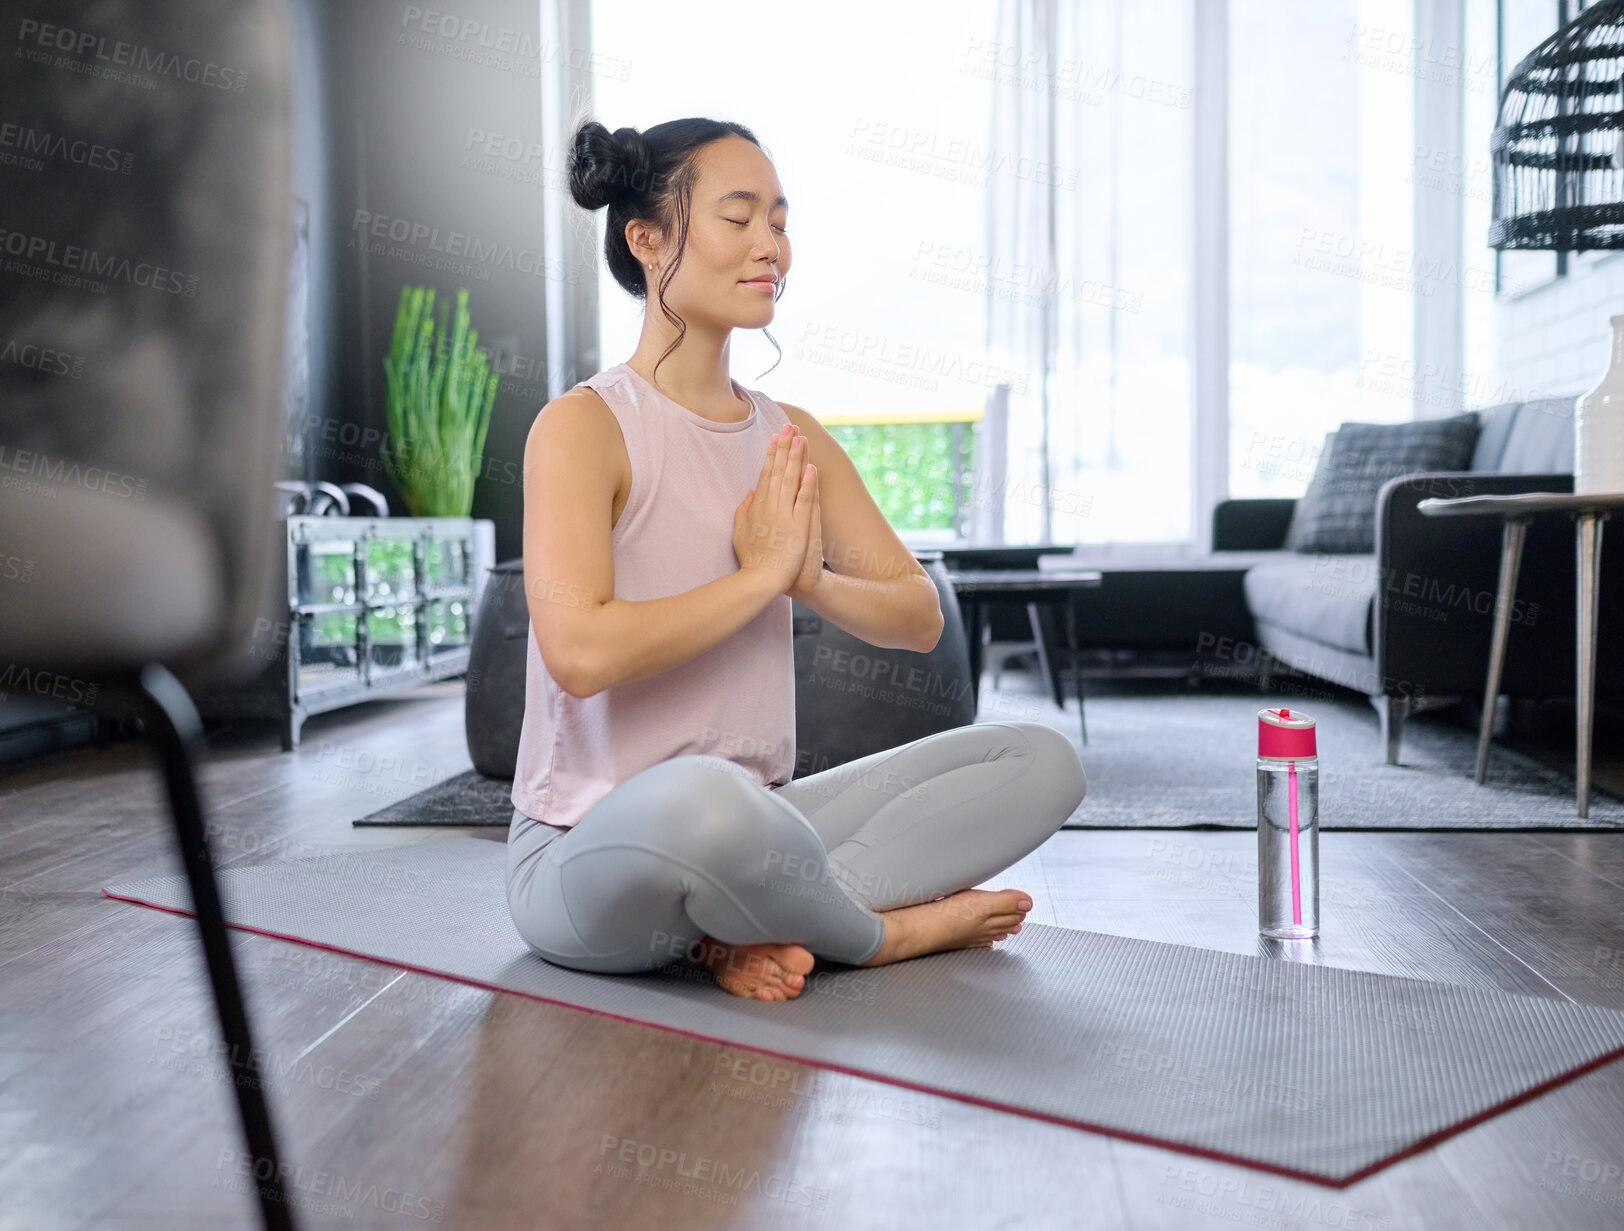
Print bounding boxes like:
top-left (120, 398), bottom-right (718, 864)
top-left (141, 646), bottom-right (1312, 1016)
top-left (4, 679), bottom-right (1624, 1230)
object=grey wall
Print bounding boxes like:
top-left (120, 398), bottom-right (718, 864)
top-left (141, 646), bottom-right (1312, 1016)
top-left (292, 0), bottom-right (565, 562)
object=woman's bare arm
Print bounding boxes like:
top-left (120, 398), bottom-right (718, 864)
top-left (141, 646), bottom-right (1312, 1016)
top-left (776, 402), bottom-right (943, 651)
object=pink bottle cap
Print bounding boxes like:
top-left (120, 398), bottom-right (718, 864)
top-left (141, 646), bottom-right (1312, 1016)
top-left (1258, 707), bottom-right (1317, 758)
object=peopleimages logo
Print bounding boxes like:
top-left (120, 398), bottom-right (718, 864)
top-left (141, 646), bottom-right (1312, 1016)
top-left (0, 225), bottom-right (197, 296)
top-left (0, 663), bottom-right (97, 706)
top-left (0, 444), bottom-right (147, 500)
top-left (596, 1134), bottom-right (830, 1210)
top-left (0, 335), bottom-right (84, 377)
top-left (214, 1148), bottom-right (445, 1222)
top-left (0, 120), bottom-right (133, 173)
top-left (15, 19), bottom-right (249, 92)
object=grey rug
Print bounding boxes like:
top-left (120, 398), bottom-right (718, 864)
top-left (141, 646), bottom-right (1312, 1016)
top-left (1058, 692), bottom-right (1623, 830)
top-left (353, 769), bottom-right (510, 827)
top-left (104, 836), bottom-right (1624, 1187)
top-left (355, 692), bottom-right (1621, 830)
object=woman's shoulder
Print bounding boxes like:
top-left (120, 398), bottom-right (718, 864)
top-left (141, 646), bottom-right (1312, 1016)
top-left (539, 383), bottom-right (611, 424)
top-left (564, 363), bottom-right (631, 403)
top-left (742, 384), bottom-right (804, 427)
top-left (544, 363), bottom-right (638, 418)
top-left (528, 378), bottom-right (627, 456)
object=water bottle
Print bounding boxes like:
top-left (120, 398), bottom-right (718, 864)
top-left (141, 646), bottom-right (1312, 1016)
top-left (1257, 707), bottom-right (1318, 939)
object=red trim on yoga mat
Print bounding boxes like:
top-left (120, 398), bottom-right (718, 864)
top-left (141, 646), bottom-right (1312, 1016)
top-left (102, 885), bottom-right (1624, 1189)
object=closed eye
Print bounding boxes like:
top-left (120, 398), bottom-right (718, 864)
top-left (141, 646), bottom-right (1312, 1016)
top-left (728, 219), bottom-right (787, 234)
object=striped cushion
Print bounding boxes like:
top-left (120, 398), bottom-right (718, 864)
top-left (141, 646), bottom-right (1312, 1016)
top-left (1286, 415), bottom-right (1481, 554)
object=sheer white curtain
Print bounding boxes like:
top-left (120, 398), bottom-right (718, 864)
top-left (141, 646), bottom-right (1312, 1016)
top-left (1226, 0), bottom-right (1420, 500)
top-left (983, 0), bottom-right (1059, 545)
top-left (986, 0), bottom-right (1196, 547)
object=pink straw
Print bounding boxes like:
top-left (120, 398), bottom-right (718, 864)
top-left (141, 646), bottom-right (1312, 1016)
top-left (1288, 761), bottom-right (1302, 925)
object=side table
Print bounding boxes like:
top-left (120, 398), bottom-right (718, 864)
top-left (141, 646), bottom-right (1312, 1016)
top-left (945, 569), bottom-right (1103, 747)
top-left (1417, 491), bottom-right (1622, 817)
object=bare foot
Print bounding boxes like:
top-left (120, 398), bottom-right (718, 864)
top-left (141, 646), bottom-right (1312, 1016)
top-left (858, 888), bottom-right (1032, 967)
top-left (696, 936), bottom-right (816, 1001)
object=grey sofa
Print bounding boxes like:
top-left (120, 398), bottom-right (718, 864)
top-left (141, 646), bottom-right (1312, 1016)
top-left (1214, 398), bottom-right (1623, 763)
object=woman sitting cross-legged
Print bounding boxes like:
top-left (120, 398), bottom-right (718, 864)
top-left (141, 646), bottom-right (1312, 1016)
top-left (506, 115), bottom-right (1088, 1002)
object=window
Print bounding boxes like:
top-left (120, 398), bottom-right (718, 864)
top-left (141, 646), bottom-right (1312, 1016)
top-left (589, 1), bottom-right (998, 541)
top-left (1040, 0), bottom-right (1195, 545)
top-left (588, 3), bottom-right (995, 410)
top-left (1228, 0), bottom-right (1416, 499)
top-left (584, 1), bottom-right (1489, 541)
top-left (1496, 0), bottom-right (1563, 295)
top-left (1463, 0), bottom-right (1506, 402)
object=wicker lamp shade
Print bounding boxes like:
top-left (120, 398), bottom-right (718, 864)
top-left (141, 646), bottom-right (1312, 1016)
top-left (1491, 0), bottom-right (1624, 250)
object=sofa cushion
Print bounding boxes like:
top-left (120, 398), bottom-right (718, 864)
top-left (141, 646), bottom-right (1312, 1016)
top-left (1467, 402), bottom-right (1522, 471)
top-left (1244, 553), bottom-right (1375, 657)
top-left (1285, 414), bottom-right (1481, 553)
top-left (1497, 397), bottom-right (1576, 473)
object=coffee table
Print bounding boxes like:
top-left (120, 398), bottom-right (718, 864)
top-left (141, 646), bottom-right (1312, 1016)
top-left (945, 569), bottom-right (1103, 746)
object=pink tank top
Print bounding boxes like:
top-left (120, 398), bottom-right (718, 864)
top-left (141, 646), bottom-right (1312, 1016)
top-left (510, 362), bottom-right (798, 827)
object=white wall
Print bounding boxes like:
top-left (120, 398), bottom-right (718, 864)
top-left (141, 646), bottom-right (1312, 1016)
top-left (1496, 254), bottom-right (1624, 402)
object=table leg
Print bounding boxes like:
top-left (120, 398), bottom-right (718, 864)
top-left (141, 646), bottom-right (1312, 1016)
top-left (1028, 602), bottom-right (1065, 710)
top-left (1577, 513), bottom-right (1607, 819)
top-left (1067, 588), bottom-right (1086, 746)
top-left (1475, 517), bottom-right (1528, 785)
top-left (965, 599), bottom-right (983, 714)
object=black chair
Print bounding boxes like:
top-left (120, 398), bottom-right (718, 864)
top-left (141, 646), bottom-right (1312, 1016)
top-left (465, 555), bottom-right (976, 780)
top-left (465, 561), bottom-right (530, 779)
top-left (0, 5), bottom-right (298, 1228)
top-left (790, 554), bottom-right (976, 775)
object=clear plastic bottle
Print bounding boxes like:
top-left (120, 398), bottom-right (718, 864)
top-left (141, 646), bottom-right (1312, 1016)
top-left (1257, 707), bottom-right (1318, 939)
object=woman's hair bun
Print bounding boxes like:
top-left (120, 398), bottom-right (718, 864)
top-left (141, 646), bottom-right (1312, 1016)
top-left (568, 121), bottom-right (653, 211)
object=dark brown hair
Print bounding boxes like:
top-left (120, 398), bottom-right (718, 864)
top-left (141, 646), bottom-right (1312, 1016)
top-left (568, 118), bottom-right (784, 383)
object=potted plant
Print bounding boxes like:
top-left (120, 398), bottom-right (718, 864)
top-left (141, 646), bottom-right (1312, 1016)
top-left (380, 285), bottom-right (499, 517)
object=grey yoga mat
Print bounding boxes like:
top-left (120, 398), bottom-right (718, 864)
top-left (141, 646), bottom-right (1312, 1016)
top-left (104, 835), bottom-right (1624, 1187)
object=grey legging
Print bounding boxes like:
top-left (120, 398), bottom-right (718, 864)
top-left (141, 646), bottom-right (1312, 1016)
top-left (505, 721), bottom-right (1087, 971)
